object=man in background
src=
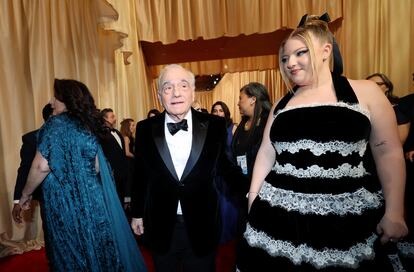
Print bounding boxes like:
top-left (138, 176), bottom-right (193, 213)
top-left (100, 108), bottom-right (129, 205)
top-left (12, 104), bottom-right (53, 223)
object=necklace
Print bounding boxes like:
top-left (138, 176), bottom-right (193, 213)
top-left (244, 120), bottom-right (252, 130)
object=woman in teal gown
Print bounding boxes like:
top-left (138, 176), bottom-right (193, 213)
top-left (19, 79), bottom-right (147, 272)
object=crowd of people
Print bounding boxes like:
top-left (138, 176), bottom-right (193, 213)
top-left (11, 13), bottom-right (414, 272)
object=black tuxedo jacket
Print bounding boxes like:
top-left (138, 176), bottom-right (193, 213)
top-left (99, 128), bottom-right (128, 199)
top-left (131, 109), bottom-right (246, 256)
top-left (13, 130), bottom-right (41, 201)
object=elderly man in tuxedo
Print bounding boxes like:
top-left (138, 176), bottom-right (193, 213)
top-left (131, 64), bottom-right (246, 272)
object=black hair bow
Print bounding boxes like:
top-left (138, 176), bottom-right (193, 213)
top-left (298, 13), bottom-right (343, 75)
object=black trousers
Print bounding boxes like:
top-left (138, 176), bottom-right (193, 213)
top-left (152, 216), bottom-right (216, 272)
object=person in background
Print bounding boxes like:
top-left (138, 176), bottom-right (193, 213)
top-left (147, 108), bottom-right (161, 119)
top-left (366, 73), bottom-right (409, 145)
top-left (120, 118), bottom-right (136, 211)
top-left (131, 64), bottom-right (246, 272)
top-left (120, 118), bottom-right (136, 158)
top-left (100, 108), bottom-right (128, 204)
top-left (237, 14), bottom-right (407, 271)
top-left (12, 104), bottom-right (53, 223)
top-left (232, 82), bottom-right (272, 181)
top-left (396, 92), bottom-right (414, 266)
top-left (211, 101), bottom-right (235, 159)
top-left (19, 79), bottom-right (146, 271)
top-left (366, 73), bottom-right (400, 105)
top-left (399, 93), bottom-right (414, 161)
top-left (211, 101), bottom-right (239, 271)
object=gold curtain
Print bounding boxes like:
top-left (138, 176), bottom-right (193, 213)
top-left (340, 0), bottom-right (414, 97)
top-left (1, 0), bottom-right (413, 258)
top-left (101, 0), bottom-right (157, 121)
top-left (135, 0), bottom-right (343, 42)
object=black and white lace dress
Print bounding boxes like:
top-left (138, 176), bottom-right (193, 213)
top-left (237, 75), bottom-right (393, 271)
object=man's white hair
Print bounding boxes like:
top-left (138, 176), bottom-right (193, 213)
top-left (157, 64), bottom-right (196, 93)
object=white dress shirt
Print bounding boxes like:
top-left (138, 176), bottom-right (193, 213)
top-left (111, 130), bottom-right (123, 149)
top-left (165, 111), bottom-right (193, 215)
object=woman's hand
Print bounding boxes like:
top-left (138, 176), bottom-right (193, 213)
top-left (376, 213), bottom-right (408, 244)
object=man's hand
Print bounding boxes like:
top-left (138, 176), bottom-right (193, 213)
top-left (19, 193), bottom-right (32, 211)
top-left (12, 204), bottom-right (23, 224)
top-left (131, 218), bottom-right (144, 236)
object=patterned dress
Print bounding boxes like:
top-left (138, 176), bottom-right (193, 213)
top-left (237, 75), bottom-right (393, 271)
top-left (38, 114), bottom-right (146, 271)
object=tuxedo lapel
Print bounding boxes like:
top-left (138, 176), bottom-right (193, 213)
top-left (181, 110), bottom-right (208, 181)
top-left (152, 113), bottom-right (179, 181)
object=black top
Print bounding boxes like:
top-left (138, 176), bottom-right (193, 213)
top-left (232, 110), bottom-right (269, 180)
top-left (398, 93), bottom-right (414, 151)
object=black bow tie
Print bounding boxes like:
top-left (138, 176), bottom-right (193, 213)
top-left (167, 119), bottom-right (188, 135)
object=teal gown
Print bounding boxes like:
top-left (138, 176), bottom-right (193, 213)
top-left (38, 113), bottom-right (146, 271)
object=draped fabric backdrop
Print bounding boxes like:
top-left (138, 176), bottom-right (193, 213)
top-left (0, 0), bottom-right (413, 257)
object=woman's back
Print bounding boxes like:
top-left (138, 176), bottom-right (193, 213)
top-left (39, 114), bottom-right (125, 271)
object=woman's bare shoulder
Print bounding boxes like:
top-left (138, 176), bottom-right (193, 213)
top-left (348, 78), bottom-right (385, 105)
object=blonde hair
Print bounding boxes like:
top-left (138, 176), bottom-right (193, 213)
top-left (279, 16), bottom-right (334, 91)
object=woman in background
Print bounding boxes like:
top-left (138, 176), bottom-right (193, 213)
top-left (232, 82), bottom-right (272, 180)
top-left (120, 118), bottom-right (136, 212)
top-left (366, 73), bottom-right (409, 145)
top-left (19, 79), bottom-right (146, 271)
top-left (120, 118), bottom-right (136, 158)
top-left (366, 73), bottom-right (399, 105)
top-left (211, 101), bottom-right (235, 159)
top-left (211, 101), bottom-right (239, 271)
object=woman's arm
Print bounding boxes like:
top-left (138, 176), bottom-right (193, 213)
top-left (247, 102), bottom-right (278, 212)
top-left (354, 79), bottom-right (408, 243)
top-left (123, 136), bottom-right (134, 158)
top-left (19, 151), bottom-right (50, 209)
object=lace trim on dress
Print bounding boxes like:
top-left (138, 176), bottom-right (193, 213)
top-left (274, 102), bottom-right (370, 120)
top-left (274, 139), bottom-right (367, 157)
top-left (397, 242), bottom-right (414, 258)
top-left (244, 223), bottom-right (377, 269)
top-left (272, 161), bottom-right (368, 179)
top-left (259, 181), bottom-right (383, 215)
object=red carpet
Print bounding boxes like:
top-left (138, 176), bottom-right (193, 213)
top-left (0, 241), bottom-right (236, 272)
